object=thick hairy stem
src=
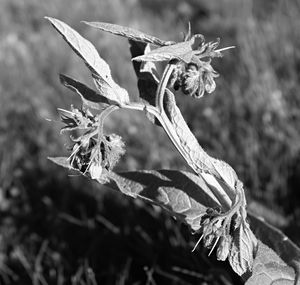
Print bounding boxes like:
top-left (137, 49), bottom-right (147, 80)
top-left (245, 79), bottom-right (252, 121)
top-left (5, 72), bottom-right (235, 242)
top-left (155, 64), bottom-right (175, 112)
top-left (157, 64), bottom-right (224, 180)
top-left (125, 63), bottom-right (246, 211)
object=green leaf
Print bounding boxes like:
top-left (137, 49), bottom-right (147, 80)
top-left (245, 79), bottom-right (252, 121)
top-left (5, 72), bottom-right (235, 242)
top-left (60, 74), bottom-right (119, 108)
top-left (45, 17), bottom-right (129, 105)
top-left (132, 35), bottom-right (204, 63)
top-left (82, 21), bottom-right (175, 46)
top-left (106, 170), bottom-right (224, 231)
top-left (245, 242), bottom-right (296, 285)
top-left (248, 214), bottom-right (300, 284)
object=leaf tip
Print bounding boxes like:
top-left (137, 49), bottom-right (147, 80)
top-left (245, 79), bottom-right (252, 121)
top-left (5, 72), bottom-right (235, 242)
top-left (59, 73), bottom-right (66, 83)
top-left (131, 56), bottom-right (141, 62)
top-left (44, 16), bottom-right (55, 23)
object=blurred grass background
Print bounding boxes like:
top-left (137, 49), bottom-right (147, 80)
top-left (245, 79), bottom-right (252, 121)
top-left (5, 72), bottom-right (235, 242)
top-left (0, 0), bottom-right (300, 284)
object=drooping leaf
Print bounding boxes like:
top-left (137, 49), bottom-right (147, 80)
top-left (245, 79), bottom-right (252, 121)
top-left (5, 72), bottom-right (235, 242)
top-left (248, 214), bottom-right (300, 284)
top-left (245, 242), bottom-right (296, 285)
top-left (132, 34), bottom-right (204, 63)
top-left (106, 170), bottom-right (224, 231)
top-left (45, 17), bottom-right (130, 105)
top-left (60, 74), bottom-right (119, 108)
top-left (83, 21), bottom-right (175, 46)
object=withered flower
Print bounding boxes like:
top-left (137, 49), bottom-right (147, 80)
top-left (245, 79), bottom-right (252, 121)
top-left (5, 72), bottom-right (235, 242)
top-left (171, 61), bottom-right (219, 99)
top-left (68, 133), bottom-right (125, 181)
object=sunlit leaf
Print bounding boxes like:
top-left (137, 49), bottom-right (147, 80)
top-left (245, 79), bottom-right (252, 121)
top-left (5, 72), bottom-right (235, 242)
top-left (249, 214), bottom-right (300, 284)
top-left (106, 170), bottom-right (226, 231)
top-left (83, 21), bottom-right (175, 46)
top-left (45, 17), bottom-right (130, 105)
top-left (245, 242), bottom-right (296, 285)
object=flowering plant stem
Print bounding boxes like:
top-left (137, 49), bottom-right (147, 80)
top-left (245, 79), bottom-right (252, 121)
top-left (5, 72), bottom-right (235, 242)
top-left (125, 62), bottom-right (237, 209)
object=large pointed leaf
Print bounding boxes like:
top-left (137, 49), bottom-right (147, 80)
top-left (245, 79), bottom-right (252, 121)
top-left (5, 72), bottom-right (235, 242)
top-left (45, 17), bottom-right (129, 105)
top-left (83, 21), bottom-right (175, 46)
top-left (60, 74), bottom-right (119, 108)
top-left (48, 157), bottom-right (234, 231)
top-left (48, 158), bottom-right (226, 231)
top-left (106, 170), bottom-right (224, 231)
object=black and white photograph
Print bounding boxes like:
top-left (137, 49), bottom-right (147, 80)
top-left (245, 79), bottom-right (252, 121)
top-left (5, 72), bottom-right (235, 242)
top-left (0, 0), bottom-right (299, 284)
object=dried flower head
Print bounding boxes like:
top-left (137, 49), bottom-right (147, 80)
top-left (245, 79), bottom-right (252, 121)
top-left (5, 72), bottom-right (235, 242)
top-left (168, 36), bottom-right (224, 99)
top-left (170, 60), bottom-right (219, 99)
top-left (67, 133), bottom-right (125, 181)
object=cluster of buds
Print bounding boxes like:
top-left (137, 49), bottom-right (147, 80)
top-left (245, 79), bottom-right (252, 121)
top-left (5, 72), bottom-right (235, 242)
top-left (170, 61), bottom-right (219, 98)
top-left (59, 106), bottom-right (125, 182)
top-left (169, 38), bottom-right (222, 98)
top-left (68, 133), bottom-right (125, 181)
top-left (193, 208), bottom-right (237, 262)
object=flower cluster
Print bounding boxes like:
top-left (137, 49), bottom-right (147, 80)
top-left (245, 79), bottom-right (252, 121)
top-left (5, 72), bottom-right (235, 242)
top-left (59, 106), bottom-right (125, 182)
top-left (68, 133), bottom-right (125, 181)
top-left (193, 207), bottom-right (238, 261)
top-left (169, 38), bottom-right (222, 98)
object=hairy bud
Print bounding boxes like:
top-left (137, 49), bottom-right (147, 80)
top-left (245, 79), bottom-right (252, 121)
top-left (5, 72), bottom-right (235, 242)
top-left (216, 235), bottom-right (232, 261)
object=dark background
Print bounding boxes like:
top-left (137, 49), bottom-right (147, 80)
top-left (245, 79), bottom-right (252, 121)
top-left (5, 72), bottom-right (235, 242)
top-left (0, 0), bottom-right (299, 284)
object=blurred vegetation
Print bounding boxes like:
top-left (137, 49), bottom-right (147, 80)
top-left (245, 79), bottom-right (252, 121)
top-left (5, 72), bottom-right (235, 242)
top-left (0, 0), bottom-right (300, 283)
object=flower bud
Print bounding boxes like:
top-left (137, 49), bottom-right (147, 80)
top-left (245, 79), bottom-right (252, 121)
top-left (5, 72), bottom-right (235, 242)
top-left (203, 233), bottom-right (215, 248)
top-left (216, 235), bottom-right (232, 261)
top-left (89, 162), bottom-right (102, 180)
top-left (182, 63), bottom-right (202, 98)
